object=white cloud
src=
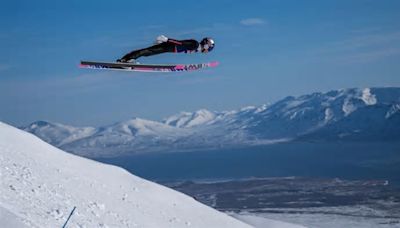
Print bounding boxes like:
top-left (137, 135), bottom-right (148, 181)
top-left (240, 18), bottom-right (266, 26)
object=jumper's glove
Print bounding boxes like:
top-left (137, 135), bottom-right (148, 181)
top-left (155, 35), bottom-right (169, 44)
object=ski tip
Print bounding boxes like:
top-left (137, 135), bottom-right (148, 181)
top-left (79, 61), bottom-right (89, 68)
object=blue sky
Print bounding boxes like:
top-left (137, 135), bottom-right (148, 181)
top-left (1, 0), bottom-right (400, 126)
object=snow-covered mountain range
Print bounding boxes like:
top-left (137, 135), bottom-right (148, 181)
top-left (24, 87), bottom-right (400, 157)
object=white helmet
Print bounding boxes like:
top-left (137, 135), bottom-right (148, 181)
top-left (200, 37), bottom-right (215, 52)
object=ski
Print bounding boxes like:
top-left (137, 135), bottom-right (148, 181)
top-left (79, 60), bottom-right (219, 72)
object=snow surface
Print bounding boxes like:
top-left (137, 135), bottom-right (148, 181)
top-left (0, 206), bottom-right (30, 228)
top-left (0, 122), bottom-right (254, 228)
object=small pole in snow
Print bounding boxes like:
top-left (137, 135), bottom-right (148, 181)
top-left (62, 206), bottom-right (76, 228)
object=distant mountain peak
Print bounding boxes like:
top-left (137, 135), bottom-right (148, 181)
top-left (361, 88), bottom-right (377, 105)
top-left (164, 109), bottom-right (217, 128)
top-left (24, 87), bottom-right (400, 157)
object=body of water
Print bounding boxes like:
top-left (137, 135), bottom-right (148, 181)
top-left (97, 142), bottom-right (400, 183)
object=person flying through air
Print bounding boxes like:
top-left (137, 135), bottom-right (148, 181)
top-left (117, 35), bottom-right (215, 63)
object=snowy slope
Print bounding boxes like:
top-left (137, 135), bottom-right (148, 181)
top-left (24, 87), bottom-right (400, 157)
top-left (0, 206), bottom-right (30, 228)
top-left (0, 122), bottom-right (254, 228)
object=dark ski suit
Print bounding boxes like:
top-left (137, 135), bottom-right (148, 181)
top-left (120, 39), bottom-right (200, 61)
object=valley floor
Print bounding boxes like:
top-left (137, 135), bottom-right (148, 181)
top-left (164, 177), bottom-right (400, 228)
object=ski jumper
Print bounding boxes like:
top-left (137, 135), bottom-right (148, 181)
top-left (121, 39), bottom-right (200, 61)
